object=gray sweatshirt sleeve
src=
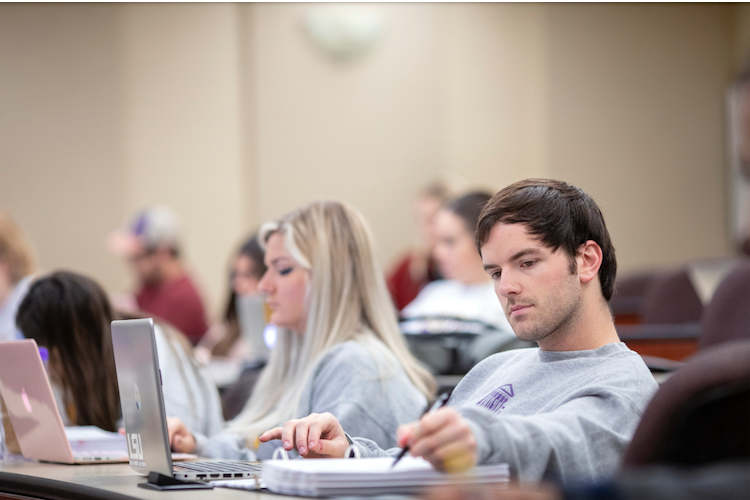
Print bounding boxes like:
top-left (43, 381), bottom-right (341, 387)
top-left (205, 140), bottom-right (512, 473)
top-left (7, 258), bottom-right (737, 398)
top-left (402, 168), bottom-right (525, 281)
top-left (249, 341), bottom-right (425, 461)
top-left (196, 431), bottom-right (258, 461)
top-left (461, 389), bottom-right (644, 484)
top-left (291, 341), bottom-right (425, 454)
top-left (349, 436), bottom-right (398, 458)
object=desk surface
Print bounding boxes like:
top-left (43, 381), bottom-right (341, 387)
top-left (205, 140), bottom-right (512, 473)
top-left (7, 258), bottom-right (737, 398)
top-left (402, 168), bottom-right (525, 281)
top-left (0, 460), bottom-right (285, 500)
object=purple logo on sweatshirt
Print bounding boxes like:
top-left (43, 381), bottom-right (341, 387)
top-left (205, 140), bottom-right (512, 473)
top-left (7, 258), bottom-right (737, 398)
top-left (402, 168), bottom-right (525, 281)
top-left (476, 384), bottom-right (514, 413)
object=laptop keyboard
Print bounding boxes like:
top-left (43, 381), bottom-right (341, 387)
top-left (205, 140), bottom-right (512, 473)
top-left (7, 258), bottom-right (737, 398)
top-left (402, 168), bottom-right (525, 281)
top-left (176, 461), bottom-right (261, 473)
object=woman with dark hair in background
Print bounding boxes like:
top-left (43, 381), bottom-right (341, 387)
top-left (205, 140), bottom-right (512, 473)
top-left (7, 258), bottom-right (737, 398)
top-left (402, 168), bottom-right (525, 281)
top-left (386, 182), bottom-right (450, 310)
top-left (196, 234), bottom-right (269, 420)
top-left (401, 192), bottom-right (521, 372)
top-left (16, 272), bottom-right (120, 431)
top-left (16, 271), bottom-right (224, 436)
top-left (403, 192), bottom-right (514, 332)
top-left (198, 234), bottom-right (267, 360)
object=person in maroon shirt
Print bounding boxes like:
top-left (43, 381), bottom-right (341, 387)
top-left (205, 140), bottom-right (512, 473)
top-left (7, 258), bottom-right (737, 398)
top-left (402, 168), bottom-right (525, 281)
top-left (108, 205), bottom-right (209, 344)
top-left (386, 182), bottom-right (450, 311)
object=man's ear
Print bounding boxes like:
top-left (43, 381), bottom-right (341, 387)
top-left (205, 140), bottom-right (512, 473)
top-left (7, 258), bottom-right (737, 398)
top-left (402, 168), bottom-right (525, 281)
top-left (577, 240), bottom-right (603, 284)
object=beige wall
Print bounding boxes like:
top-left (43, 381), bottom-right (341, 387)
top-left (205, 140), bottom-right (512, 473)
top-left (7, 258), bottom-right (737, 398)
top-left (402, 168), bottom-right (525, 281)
top-left (0, 4), bottom-right (127, 290)
top-left (438, 3), bottom-right (735, 271)
top-left (250, 3), bottom-right (442, 265)
top-left (438, 3), bottom-right (550, 187)
top-left (120, 3), bottom-right (245, 312)
top-left (545, 3), bottom-right (733, 270)
top-left (0, 3), bottom-right (740, 320)
top-left (733, 3), bottom-right (750, 73)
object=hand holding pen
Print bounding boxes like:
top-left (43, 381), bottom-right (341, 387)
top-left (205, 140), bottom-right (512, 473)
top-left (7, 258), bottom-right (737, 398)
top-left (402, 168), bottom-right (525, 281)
top-left (392, 392), bottom-right (451, 467)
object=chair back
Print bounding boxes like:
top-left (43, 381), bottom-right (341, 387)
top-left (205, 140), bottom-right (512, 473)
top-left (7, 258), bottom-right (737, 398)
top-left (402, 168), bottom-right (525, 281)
top-left (640, 268), bottom-right (703, 324)
top-left (622, 340), bottom-right (750, 468)
top-left (699, 259), bottom-right (750, 350)
top-left (610, 271), bottom-right (659, 323)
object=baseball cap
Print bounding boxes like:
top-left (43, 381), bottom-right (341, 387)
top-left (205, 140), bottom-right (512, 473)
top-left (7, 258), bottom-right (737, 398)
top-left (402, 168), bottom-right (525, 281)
top-left (107, 205), bottom-right (182, 257)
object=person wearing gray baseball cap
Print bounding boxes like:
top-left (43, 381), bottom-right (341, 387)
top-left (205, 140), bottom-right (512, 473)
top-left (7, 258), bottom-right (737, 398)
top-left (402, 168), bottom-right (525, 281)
top-left (108, 205), bottom-right (209, 344)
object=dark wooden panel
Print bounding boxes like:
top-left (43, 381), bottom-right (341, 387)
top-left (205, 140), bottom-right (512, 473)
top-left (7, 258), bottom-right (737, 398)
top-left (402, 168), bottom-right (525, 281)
top-left (622, 338), bottom-right (698, 361)
top-left (614, 313), bottom-right (641, 325)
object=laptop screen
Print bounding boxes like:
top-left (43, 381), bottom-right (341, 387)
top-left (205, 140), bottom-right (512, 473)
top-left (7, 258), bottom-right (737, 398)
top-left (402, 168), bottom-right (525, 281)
top-left (0, 339), bottom-right (73, 463)
top-left (111, 318), bottom-right (174, 476)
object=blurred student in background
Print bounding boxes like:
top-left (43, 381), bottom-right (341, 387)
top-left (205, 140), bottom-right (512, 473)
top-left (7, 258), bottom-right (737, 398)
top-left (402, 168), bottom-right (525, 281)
top-left (197, 233), bottom-right (268, 420)
top-left (733, 66), bottom-right (750, 256)
top-left (401, 192), bottom-right (521, 371)
top-left (0, 212), bottom-right (36, 341)
top-left (168, 200), bottom-right (436, 460)
top-left (16, 271), bottom-right (223, 436)
top-left (403, 192), bottom-right (513, 334)
top-left (198, 233), bottom-right (267, 360)
top-left (387, 182), bottom-right (451, 310)
top-left (108, 205), bottom-right (209, 344)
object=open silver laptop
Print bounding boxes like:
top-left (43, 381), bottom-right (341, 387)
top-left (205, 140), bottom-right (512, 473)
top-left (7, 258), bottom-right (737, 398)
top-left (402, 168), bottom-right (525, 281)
top-left (0, 339), bottom-right (129, 464)
top-left (110, 318), bottom-right (261, 481)
top-left (236, 294), bottom-right (272, 365)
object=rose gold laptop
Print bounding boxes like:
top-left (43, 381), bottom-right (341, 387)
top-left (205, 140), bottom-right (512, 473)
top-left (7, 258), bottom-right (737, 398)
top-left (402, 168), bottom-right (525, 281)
top-left (0, 339), bottom-right (129, 464)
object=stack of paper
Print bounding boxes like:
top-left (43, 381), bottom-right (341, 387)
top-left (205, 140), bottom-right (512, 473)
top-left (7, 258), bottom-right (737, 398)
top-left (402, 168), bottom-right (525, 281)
top-left (218, 456), bottom-right (509, 496)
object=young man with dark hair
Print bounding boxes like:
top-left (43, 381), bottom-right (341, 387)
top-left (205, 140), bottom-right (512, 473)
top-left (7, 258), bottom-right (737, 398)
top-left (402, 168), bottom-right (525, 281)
top-left (258, 179), bottom-right (658, 485)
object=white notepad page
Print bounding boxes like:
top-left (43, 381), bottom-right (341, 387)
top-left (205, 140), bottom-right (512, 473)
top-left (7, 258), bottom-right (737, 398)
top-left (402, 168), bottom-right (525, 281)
top-left (216, 456), bottom-right (510, 496)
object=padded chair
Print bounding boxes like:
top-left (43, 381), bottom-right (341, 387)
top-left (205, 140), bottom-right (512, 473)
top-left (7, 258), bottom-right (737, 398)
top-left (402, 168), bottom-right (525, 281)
top-left (622, 340), bottom-right (750, 468)
top-left (699, 258), bottom-right (750, 350)
top-left (610, 271), bottom-right (659, 323)
top-left (640, 267), bottom-right (704, 324)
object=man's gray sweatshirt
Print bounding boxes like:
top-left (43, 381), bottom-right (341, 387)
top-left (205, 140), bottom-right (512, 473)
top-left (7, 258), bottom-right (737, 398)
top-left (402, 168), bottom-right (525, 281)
top-left (353, 342), bottom-right (658, 484)
top-left (196, 340), bottom-right (428, 460)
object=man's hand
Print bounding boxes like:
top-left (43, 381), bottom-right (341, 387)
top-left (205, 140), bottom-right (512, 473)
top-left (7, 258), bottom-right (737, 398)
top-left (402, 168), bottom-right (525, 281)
top-left (167, 417), bottom-right (197, 453)
top-left (397, 407), bottom-right (477, 473)
top-left (259, 412), bottom-right (349, 458)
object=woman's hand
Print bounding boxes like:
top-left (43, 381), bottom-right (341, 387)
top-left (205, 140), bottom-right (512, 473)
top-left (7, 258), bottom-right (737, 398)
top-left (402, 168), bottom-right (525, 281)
top-left (260, 412), bottom-right (350, 458)
top-left (167, 417), bottom-right (197, 454)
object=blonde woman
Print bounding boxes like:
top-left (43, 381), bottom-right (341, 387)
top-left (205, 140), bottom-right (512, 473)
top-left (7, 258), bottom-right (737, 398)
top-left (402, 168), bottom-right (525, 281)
top-left (169, 200), bottom-right (435, 459)
top-left (0, 212), bottom-right (36, 341)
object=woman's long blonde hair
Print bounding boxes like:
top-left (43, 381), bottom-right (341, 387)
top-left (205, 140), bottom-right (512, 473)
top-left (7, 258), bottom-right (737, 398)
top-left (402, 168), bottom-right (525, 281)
top-left (225, 200), bottom-right (435, 438)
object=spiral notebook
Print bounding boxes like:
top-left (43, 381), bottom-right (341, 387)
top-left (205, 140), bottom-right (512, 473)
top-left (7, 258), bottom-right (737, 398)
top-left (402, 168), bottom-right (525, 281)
top-left (216, 456), bottom-right (510, 496)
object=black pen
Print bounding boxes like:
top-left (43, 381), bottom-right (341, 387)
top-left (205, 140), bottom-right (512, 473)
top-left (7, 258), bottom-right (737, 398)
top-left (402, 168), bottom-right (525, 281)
top-left (391, 392), bottom-right (451, 468)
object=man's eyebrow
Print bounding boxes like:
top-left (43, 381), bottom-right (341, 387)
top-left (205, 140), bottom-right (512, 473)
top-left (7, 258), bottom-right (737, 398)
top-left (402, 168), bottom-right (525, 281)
top-left (483, 248), bottom-right (542, 271)
top-left (509, 248), bottom-right (540, 262)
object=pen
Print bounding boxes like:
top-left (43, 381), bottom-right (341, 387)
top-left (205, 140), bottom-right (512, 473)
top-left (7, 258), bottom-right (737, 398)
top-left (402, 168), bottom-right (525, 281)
top-left (391, 392), bottom-right (451, 468)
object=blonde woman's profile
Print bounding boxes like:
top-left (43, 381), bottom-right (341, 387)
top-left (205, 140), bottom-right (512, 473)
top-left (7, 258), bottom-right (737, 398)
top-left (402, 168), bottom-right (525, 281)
top-left (168, 200), bottom-right (435, 460)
